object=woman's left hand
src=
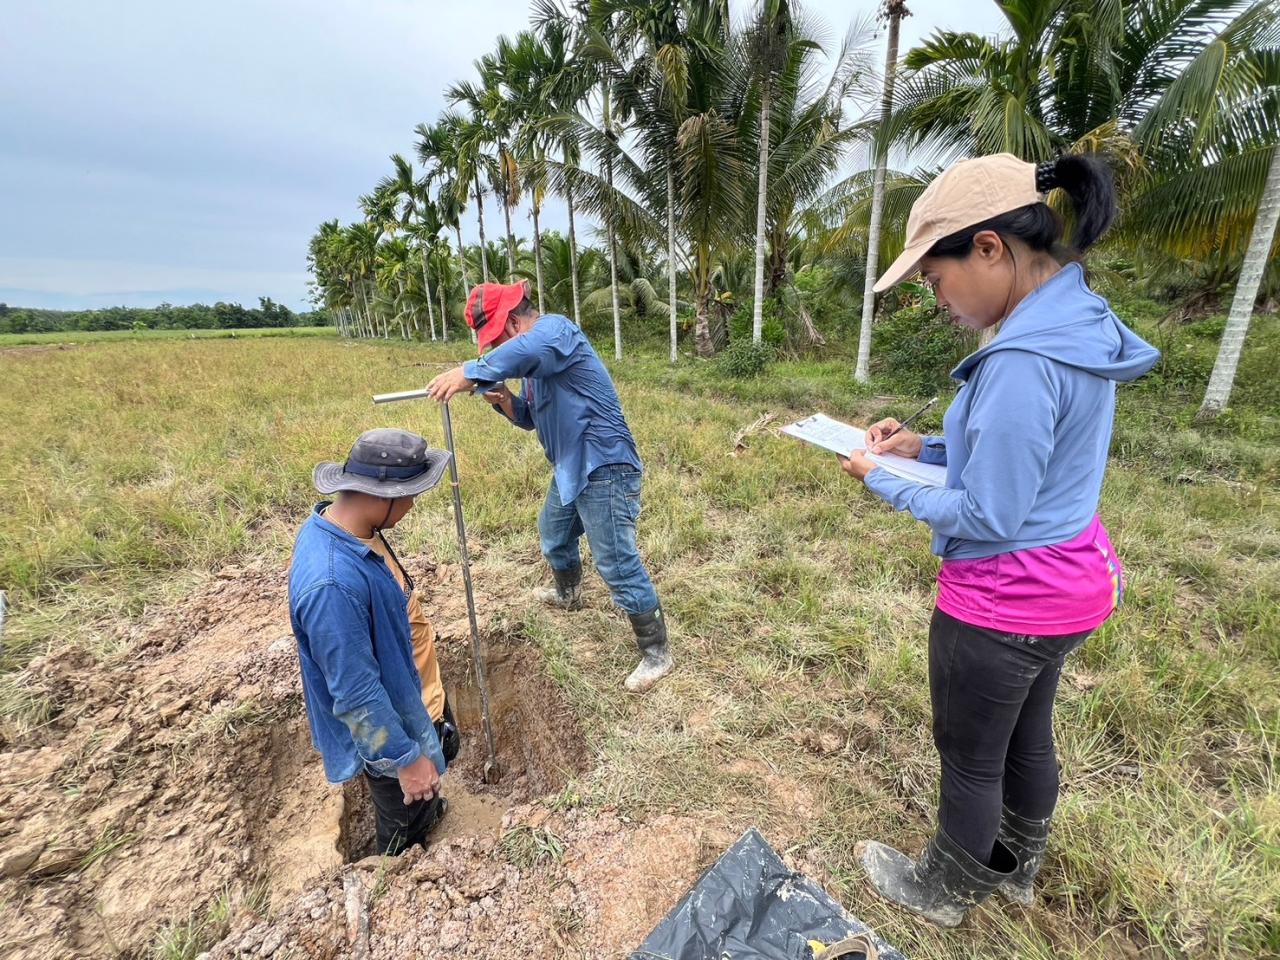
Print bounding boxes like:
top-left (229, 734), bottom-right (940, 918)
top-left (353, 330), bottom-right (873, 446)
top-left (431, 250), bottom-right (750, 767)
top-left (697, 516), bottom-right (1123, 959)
top-left (838, 450), bottom-right (878, 483)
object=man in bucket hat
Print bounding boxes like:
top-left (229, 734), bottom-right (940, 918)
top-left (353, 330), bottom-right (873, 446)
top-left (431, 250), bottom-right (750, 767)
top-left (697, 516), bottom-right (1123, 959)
top-left (288, 428), bottom-right (460, 855)
top-left (424, 281), bottom-right (675, 693)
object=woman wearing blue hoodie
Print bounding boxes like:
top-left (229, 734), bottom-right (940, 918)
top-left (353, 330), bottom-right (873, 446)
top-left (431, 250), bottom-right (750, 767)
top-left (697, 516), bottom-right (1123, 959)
top-left (839, 153), bottom-right (1159, 927)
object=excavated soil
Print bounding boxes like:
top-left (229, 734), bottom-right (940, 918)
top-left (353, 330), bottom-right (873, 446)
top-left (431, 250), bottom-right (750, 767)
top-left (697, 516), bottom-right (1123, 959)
top-left (0, 557), bottom-right (731, 959)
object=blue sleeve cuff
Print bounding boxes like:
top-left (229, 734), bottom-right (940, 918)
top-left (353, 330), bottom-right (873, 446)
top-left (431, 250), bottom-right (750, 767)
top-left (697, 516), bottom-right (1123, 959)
top-left (865, 466), bottom-right (918, 506)
top-left (361, 740), bottom-right (422, 777)
top-left (918, 436), bottom-right (947, 466)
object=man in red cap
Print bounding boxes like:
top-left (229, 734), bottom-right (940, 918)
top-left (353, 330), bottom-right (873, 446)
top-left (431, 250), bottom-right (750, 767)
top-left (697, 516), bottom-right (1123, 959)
top-left (424, 281), bottom-right (674, 693)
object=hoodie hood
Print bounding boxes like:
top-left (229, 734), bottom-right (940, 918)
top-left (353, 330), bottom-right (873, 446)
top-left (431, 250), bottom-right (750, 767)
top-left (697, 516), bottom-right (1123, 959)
top-left (952, 262), bottom-right (1159, 384)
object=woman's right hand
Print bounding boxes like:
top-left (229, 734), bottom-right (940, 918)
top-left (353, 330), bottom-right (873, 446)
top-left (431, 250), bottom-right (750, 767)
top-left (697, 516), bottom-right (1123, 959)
top-left (867, 418), bottom-right (923, 459)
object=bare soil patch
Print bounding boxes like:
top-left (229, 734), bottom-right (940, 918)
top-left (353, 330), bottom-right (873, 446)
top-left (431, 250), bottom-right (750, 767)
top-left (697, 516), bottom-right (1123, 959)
top-left (0, 557), bottom-right (710, 959)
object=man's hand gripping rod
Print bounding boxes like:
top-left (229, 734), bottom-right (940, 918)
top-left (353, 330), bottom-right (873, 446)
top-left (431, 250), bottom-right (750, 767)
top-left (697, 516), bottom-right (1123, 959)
top-left (373, 388), bottom-right (500, 784)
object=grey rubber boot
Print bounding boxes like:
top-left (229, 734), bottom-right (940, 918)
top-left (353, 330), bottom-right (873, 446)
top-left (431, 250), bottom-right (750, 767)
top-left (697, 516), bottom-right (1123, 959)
top-left (995, 807), bottom-right (1051, 905)
top-left (624, 606), bottom-right (674, 693)
top-left (533, 564), bottom-right (583, 610)
top-left (857, 829), bottom-right (1017, 928)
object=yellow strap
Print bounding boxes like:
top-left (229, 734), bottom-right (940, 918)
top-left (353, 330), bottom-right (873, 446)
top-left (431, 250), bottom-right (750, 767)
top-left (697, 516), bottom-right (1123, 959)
top-left (813, 934), bottom-right (879, 960)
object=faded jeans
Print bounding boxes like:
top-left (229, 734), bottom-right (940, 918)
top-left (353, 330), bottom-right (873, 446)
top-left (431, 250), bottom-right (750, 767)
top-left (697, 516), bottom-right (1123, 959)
top-left (538, 464), bottom-right (659, 616)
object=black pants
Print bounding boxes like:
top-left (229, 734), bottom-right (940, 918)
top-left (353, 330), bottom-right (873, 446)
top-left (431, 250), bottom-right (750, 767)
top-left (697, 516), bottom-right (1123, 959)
top-left (365, 700), bottom-right (461, 856)
top-left (365, 771), bottom-right (444, 855)
top-left (928, 607), bottom-right (1089, 864)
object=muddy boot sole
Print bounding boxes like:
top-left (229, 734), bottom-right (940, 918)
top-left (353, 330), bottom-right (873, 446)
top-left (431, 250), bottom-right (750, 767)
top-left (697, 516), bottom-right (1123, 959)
top-left (532, 586), bottom-right (583, 610)
top-left (624, 647), bottom-right (674, 693)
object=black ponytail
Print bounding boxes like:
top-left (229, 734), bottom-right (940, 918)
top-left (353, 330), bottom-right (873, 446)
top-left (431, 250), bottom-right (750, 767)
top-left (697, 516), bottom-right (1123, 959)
top-left (928, 153), bottom-right (1117, 262)
top-left (1046, 153), bottom-right (1116, 251)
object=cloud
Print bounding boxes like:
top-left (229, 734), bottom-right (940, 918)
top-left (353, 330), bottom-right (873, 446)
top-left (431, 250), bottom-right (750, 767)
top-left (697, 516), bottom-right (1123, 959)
top-left (2, 0), bottom-right (1008, 313)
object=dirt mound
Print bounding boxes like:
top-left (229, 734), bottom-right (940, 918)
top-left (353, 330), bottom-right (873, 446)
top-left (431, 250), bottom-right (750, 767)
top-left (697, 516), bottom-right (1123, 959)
top-left (0, 559), bottom-right (595, 959)
top-left (206, 806), bottom-right (722, 960)
top-left (0, 563), bottom-right (335, 958)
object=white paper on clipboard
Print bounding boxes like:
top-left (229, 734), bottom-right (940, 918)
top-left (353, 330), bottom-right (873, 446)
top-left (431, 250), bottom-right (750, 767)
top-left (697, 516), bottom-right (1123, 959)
top-left (782, 412), bottom-right (947, 487)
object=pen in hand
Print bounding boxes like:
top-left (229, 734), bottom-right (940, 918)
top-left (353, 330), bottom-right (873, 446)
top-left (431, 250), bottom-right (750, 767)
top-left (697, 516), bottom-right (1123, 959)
top-left (875, 396), bottom-right (939, 449)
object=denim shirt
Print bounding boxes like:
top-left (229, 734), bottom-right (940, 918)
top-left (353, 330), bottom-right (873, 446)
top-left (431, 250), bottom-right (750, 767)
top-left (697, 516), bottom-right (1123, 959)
top-left (463, 314), bottom-right (641, 504)
top-left (287, 504), bottom-right (446, 784)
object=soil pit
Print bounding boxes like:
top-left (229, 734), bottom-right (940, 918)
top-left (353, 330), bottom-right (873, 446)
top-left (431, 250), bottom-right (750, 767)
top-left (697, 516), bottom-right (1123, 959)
top-left (1, 558), bottom-right (734, 960)
top-left (339, 642), bottom-right (590, 862)
top-left (0, 560), bottom-right (593, 959)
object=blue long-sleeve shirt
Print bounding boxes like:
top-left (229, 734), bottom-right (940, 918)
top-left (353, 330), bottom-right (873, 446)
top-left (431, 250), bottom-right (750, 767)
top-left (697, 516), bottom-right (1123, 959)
top-left (463, 314), bottom-right (641, 503)
top-left (865, 263), bottom-right (1158, 560)
top-left (288, 505), bottom-right (446, 784)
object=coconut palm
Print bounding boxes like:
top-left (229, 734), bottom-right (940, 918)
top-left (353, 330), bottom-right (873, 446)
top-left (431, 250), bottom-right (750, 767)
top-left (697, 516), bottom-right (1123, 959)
top-left (449, 46), bottom-right (525, 280)
top-left (373, 235), bottom-right (411, 339)
top-left (856, 0), bottom-right (910, 382)
top-left (740, 15), bottom-right (875, 345)
top-left (572, 0), bottom-right (741, 358)
top-left (1199, 144), bottom-right (1280, 418)
top-left (590, 0), bottom-right (696, 361)
top-left (377, 154), bottom-right (441, 340)
top-left (529, 231), bottom-right (609, 317)
top-left (308, 220), bottom-right (356, 337)
top-left (745, 0), bottom-right (799, 345)
top-left (885, 0), bottom-right (1279, 268)
top-left (343, 221), bottom-right (383, 338)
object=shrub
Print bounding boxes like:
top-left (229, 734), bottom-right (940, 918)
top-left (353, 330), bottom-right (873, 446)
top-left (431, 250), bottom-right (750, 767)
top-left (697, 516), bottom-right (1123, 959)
top-left (717, 339), bottom-right (776, 378)
top-left (872, 285), bottom-right (977, 395)
top-left (728, 300), bottom-right (786, 348)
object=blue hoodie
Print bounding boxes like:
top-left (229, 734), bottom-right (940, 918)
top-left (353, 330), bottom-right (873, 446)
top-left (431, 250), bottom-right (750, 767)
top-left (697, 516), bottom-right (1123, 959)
top-left (865, 262), bottom-right (1159, 560)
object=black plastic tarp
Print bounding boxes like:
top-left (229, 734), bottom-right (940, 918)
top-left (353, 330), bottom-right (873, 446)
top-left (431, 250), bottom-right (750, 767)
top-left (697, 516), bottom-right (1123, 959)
top-left (628, 828), bottom-right (907, 960)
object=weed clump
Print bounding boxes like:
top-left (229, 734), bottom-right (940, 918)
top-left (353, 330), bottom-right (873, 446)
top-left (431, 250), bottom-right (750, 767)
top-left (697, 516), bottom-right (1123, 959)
top-left (717, 340), bottom-right (776, 378)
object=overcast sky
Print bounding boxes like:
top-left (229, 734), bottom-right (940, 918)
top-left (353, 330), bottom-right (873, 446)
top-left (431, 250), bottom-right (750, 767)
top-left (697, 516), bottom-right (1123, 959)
top-left (1, 1), bottom-right (1007, 312)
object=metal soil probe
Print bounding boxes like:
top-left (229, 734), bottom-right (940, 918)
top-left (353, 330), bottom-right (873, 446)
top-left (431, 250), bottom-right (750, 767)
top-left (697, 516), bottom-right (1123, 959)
top-left (373, 389), bottom-right (500, 784)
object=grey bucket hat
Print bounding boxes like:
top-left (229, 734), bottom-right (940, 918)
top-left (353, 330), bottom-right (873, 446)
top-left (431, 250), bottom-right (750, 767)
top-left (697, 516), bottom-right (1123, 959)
top-left (313, 428), bottom-right (451, 498)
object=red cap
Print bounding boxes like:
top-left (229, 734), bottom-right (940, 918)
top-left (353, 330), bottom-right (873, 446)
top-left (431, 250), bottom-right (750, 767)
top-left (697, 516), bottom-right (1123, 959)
top-left (465, 282), bottom-right (527, 352)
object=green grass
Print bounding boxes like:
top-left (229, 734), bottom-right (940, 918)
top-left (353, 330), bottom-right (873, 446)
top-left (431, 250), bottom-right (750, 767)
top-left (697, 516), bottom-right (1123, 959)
top-left (1, 329), bottom-right (1277, 959)
top-left (150, 882), bottom-right (270, 960)
top-left (498, 825), bottom-right (568, 868)
top-left (0, 326), bottom-right (335, 347)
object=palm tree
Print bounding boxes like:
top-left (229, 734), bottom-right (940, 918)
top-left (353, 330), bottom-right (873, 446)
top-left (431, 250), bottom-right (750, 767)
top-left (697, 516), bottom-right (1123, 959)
top-left (375, 236), bottom-right (415, 340)
top-left (745, 0), bottom-right (798, 346)
top-left (530, 231), bottom-right (608, 316)
top-left (345, 221), bottom-right (383, 338)
top-left (603, 0), bottom-right (694, 362)
top-left (502, 29), bottom-right (561, 313)
top-left (566, 1), bottom-right (642, 359)
top-left (424, 112), bottom-right (493, 285)
top-left (308, 219), bottom-right (355, 337)
top-left (580, 0), bottom-right (740, 359)
top-left (1199, 144), bottom-right (1280, 418)
top-left (885, 0), bottom-right (1278, 266)
top-left (743, 15), bottom-right (875, 346)
top-left (416, 119), bottom-right (479, 337)
top-left (856, 1), bottom-right (909, 382)
top-left (449, 46), bottom-right (524, 281)
top-left (532, 2), bottom-right (589, 322)
top-left (378, 154), bottom-right (441, 340)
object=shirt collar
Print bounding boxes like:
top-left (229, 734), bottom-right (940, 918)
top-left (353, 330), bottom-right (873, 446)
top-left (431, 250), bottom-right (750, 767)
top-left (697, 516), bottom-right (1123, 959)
top-left (310, 501), bottom-right (375, 557)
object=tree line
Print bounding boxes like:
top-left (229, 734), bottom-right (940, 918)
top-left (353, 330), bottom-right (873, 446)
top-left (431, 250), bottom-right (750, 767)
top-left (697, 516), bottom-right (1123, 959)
top-left (0, 298), bottom-right (318, 335)
top-left (307, 0), bottom-right (1279, 417)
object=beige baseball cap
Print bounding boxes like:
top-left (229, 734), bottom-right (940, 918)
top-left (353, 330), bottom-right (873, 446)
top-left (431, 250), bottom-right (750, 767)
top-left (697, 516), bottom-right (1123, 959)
top-left (873, 153), bottom-right (1044, 293)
